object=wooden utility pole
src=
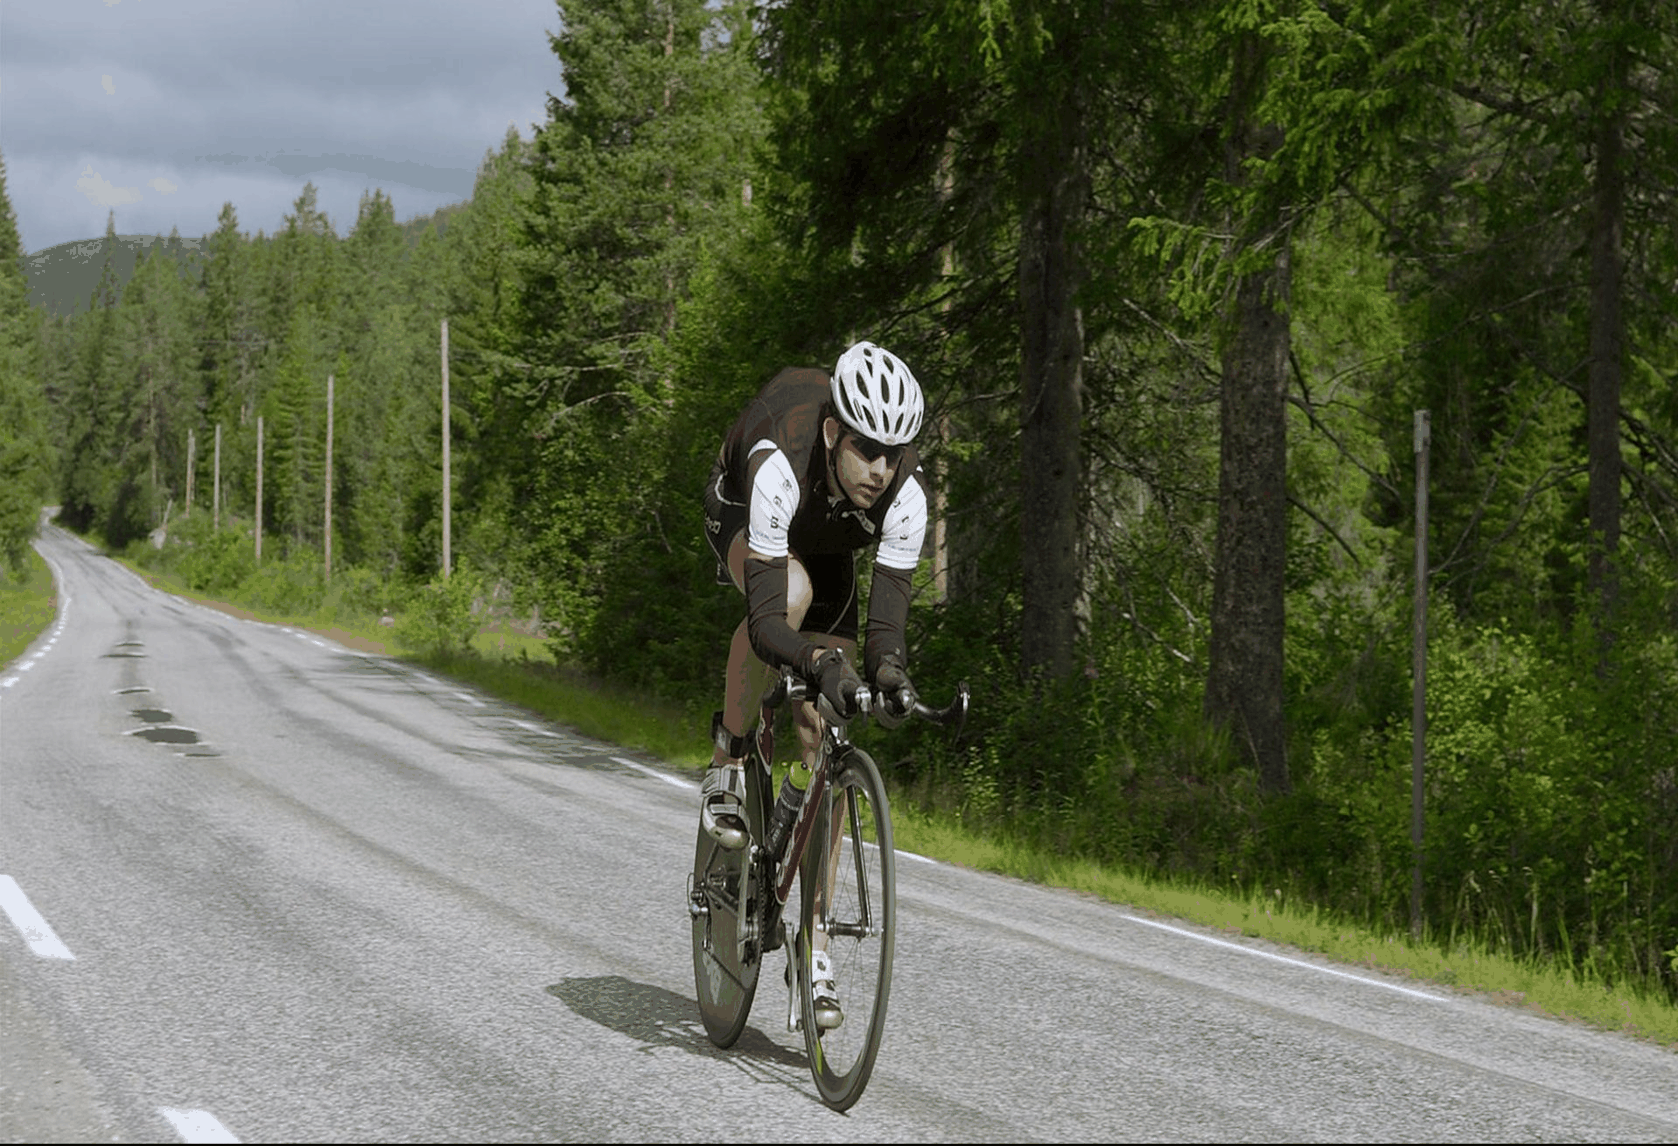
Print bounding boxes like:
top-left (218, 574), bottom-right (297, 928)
top-left (255, 415), bottom-right (264, 564)
top-left (441, 318), bottom-right (451, 580)
top-left (1411, 409), bottom-right (1431, 941)
top-left (185, 429), bottom-right (195, 515)
top-left (213, 423), bottom-right (222, 531)
top-left (324, 374), bottom-right (334, 583)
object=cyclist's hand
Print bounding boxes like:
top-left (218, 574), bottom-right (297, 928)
top-left (873, 659), bottom-right (917, 728)
top-left (811, 648), bottom-right (864, 719)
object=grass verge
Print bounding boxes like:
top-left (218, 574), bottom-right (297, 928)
top-left (106, 547), bottom-right (1678, 1050)
top-left (0, 547), bottom-right (57, 669)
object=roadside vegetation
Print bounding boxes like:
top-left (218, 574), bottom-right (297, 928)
top-left (0, 545), bottom-right (54, 668)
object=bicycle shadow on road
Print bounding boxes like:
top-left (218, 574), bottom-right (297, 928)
top-left (546, 975), bottom-right (807, 1085)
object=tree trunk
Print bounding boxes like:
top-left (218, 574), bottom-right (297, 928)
top-left (1206, 251), bottom-right (1292, 794)
top-left (1017, 79), bottom-right (1087, 683)
top-left (1205, 36), bottom-right (1290, 793)
top-left (1587, 15), bottom-right (1625, 654)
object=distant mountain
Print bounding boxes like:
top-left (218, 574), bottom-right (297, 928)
top-left (19, 203), bottom-right (469, 319)
top-left (19, 233), bottom-right (206, 318)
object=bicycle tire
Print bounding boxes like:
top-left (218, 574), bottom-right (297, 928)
top-left (797, 747), bottom-right (895, 1110)
top-left (691, 759), bottom-right (771, 1047)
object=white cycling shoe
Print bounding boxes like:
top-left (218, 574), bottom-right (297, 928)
top-left (810, 948), bottom-right (843, 1030)
top-left (701, 762), bottom-right (748, 851)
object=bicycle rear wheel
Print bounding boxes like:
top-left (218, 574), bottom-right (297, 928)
top-left (691, 761), bottom-right (770, 1047)
top-left (798, 748), bottom-right (895, 1110)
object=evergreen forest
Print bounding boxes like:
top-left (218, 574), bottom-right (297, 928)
top-left (2, 1), bottom-right (1675, 1006)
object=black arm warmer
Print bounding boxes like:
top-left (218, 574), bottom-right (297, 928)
top-left (864, 562), bottom-right (914, 681)
top-left (743, 555), bottom-right (820, 677)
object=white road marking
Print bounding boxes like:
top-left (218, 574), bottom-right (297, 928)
top-left (453, 691), bottom-right (485, 708)
top-left (157, 1107), bottom-right (240, 1143)
top-left (612, 756), bottom-right (696, 791)
top-left (0, 875), bottom-right (76, 960)
top-left (513, 719), bottom-right (558, 738)
top-left (1120, 913), bottom-right (1446, 1001)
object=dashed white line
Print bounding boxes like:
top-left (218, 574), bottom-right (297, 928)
top-left (612, 756), bottom-right (696, 791)
top-left (513, 719), bottom-right (558, 738)
top-left (453, 691), bottom-right (486, 708)
top-left (1120, 913), bottom-right (1447, 1002)
top-left (157, 1107), bottom-right (240, 1143)
top-left (0, 875), bottom-right (76, 960)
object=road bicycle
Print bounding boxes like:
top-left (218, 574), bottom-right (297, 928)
top-left (688, 671), bottom-right (968, 1111)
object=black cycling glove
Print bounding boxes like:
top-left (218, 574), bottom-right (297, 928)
top-left (808, 647), bottom-right (864, 719)
top-left (873, 656), bottom-right (917, 727)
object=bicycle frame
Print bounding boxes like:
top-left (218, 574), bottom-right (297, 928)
top-left (692, 669), bottom-right (969, 1109)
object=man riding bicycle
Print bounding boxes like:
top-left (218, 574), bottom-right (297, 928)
top-left (700, 340), bottom-right (928, 1030)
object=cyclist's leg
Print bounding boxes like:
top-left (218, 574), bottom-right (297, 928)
top-left (790, 553), bottom-right (859, 1023)
top-left (717, 531), bottom-right (816, 756)
top-left (706, 524), bottom-right (818, 845)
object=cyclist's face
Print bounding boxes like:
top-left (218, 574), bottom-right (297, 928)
top-left (825, 419), bottom-right (901, 509)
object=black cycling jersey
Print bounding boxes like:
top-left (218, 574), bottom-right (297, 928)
top-left (705, 367), bottom-right (928, 683)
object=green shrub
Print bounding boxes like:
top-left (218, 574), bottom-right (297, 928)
top-left (172, 518), bottom-right (255, 594)
top-left (396, 568), bottom-right (485, 652)
top-left (242, 548), bottom-right (326, 616)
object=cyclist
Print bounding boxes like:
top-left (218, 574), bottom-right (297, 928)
top-left (700, 340), bottom-right (927, 1030)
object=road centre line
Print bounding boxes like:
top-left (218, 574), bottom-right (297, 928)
top-left (1120, 913), bottom-right (1446, 1002)
top-left (612, 756), bottom-right (696, 791)
top-left (157, 1107), bottom-right (240, 1143)
top-left (0, 876), bottom-right (76, 960)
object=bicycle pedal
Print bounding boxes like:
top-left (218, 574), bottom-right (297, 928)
top-left (784, 924), bottom-right (802, 1033)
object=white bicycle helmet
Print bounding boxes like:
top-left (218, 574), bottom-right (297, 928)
top-left (831, 340), bottom-right (924, 447)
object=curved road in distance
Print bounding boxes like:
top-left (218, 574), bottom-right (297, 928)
top-left (2, 525), bottom-right (1674, 1142)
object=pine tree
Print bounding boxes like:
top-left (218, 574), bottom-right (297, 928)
top-left (0, 151), bottom-right (53, 575)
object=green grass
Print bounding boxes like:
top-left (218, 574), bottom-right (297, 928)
top-left (887, 803), bottom-right (1678, 1047)
top-left (101, 547), bottom-right (1678, 1050)
top-left (0, 547), bottom-right (57, 669)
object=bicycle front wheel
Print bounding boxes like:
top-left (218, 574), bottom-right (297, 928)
top-left (798, 748), bottom-right (895, 1111)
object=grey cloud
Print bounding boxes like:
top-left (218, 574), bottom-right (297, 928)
top-left (0, 0), bottom-right (561, 249)
top-left (260, 154), bottom-right (474, 198)
top-left (185, 152), bottom-right (474, 197)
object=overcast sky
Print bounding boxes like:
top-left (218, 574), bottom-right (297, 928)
top-left (1, 0), bottom-right (564, 254)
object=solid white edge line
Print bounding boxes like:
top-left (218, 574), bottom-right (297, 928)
top-left (1120, 913), bottom-right (1446, 1001)
top-left (611, 756), bottom-right (696, 791)
top-left (157, 1107), bottom-right (240, 1144)
top-left (0, 875), bottom-right (76, 960)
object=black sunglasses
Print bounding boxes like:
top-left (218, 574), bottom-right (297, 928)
top-left (847, 434), bottom-right (906, 466)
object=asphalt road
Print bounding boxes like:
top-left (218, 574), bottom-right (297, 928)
top-left (3, 525), bottom-right (1675, 1143)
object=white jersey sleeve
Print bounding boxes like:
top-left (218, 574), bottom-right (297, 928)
top-left (875, 471), bottom-right (928, 571)
top-left (746, 441), bottom-right (799, 558)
